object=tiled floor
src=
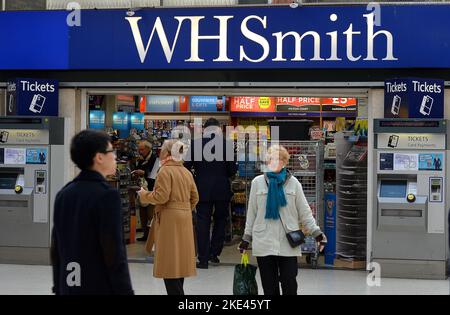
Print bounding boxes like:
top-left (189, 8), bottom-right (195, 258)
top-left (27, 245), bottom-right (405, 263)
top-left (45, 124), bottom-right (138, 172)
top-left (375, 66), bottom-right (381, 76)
top-left (0, 262), bottom-right (448, 295)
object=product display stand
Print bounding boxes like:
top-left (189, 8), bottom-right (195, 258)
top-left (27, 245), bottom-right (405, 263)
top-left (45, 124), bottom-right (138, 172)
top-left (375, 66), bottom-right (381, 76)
top-left (335, 132), bottom-right (368, 268)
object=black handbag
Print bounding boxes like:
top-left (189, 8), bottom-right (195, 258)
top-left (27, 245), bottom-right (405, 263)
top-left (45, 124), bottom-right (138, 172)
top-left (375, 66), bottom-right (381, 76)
top-left (279, 216), bottom-right (305, 248)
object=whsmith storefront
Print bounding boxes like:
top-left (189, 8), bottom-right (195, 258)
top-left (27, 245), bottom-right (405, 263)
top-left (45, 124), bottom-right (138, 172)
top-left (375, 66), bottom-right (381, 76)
top-left (0, 3), bottom-right (449, 278)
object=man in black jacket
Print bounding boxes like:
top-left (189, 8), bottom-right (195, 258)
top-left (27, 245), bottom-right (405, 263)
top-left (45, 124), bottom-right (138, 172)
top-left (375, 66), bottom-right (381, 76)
top-left (51, 130), bottom-right (133, 295)
top-left (185, 118), bottom-right (238, 269)
top-left (132, 140), bottom-right (157, 241)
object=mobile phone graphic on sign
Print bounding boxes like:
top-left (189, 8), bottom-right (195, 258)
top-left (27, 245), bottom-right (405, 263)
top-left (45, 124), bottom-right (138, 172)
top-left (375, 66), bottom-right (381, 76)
top-left (391, 95), bottom-right (401, 115)
top-left (388, 135), bottom-right (399, 148)
top-left (0, 131), bottom-right (9, 143)
top-left (29, 94), bottom-right (46, 114)
top-left (419, 95), bottom-right (433, 116)
top-left (8, 94), bottom-right (14, 113)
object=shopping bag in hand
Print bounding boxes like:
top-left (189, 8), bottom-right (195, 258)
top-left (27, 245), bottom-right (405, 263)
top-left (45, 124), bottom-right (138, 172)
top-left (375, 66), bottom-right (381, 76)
top-left (233, 253), bottom-right (258, 295)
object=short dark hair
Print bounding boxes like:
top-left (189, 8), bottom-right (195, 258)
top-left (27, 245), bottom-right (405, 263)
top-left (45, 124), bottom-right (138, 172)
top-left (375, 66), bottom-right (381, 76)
top-left (204, 117), bottom-right (220, 128)
top-left (70, 130), bottom-right (111, 170)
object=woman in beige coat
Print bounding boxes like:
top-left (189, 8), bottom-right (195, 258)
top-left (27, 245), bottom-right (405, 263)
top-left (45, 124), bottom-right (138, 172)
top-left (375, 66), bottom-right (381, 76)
top-left (138, 139), bottom-right (199, 295)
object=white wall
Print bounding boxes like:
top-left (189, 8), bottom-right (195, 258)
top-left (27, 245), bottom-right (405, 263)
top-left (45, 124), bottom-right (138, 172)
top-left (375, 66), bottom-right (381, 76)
top-left (367, 88), bottom-right (384, 264)
top-left (0, 89), bottom-right (5, 116)
top-left (58, 88), bottom-right (81, 181)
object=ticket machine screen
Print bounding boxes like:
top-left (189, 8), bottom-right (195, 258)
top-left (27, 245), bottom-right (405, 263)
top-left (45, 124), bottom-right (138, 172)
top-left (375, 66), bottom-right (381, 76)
top-left (380, 180), bottom-right (407, 198)
top-left (0, 173), bottom-right (17, 189)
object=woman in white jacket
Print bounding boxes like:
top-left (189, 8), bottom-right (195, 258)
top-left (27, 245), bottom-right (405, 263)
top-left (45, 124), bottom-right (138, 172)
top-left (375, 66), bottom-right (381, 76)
top-left (239, 145), bottom-right (327, 295)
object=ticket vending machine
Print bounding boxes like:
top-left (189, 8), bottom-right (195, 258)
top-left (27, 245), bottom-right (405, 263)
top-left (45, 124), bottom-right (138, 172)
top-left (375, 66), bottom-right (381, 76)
top-left (0, 117), bottom-right (68, 264)
top-left (372, 119), bottom-right (448, 279)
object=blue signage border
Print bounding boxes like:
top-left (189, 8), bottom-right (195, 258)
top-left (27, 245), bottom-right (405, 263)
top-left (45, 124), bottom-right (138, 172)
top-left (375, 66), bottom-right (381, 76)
top-left (2, 5), bottom-right (450, 70)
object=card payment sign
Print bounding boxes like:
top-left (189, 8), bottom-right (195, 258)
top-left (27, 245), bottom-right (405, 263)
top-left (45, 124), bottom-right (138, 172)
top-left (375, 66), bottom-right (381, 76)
top-left (0, 131), bottom-right (9, 143)
top-left (388, 135), bottom-right (399, 148)
top-left (29, 94), bottom-right (46, 114)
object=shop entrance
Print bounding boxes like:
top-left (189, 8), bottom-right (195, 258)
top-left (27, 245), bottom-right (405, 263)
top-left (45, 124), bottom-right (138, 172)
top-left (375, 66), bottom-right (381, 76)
top-left (84, 87), bottom-right (369, 270)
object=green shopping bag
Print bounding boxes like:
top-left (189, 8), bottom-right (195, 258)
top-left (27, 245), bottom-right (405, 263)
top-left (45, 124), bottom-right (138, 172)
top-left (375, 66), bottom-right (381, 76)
top-left (233, 253), bottom-right (258, 295)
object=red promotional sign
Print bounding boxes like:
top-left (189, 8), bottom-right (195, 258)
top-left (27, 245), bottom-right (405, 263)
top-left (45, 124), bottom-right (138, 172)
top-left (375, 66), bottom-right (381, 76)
top-left (275, 97), bottom-right (321, 112)
top-left (230, 97), bottom-right (275, 112)
top-left (179, 96), bottom-right (189, 112)
top-left (117, 95), bottom-right (135, 102)
top-left (321, 98), bottom-right (357, 111)
top-left (139, 96), bottom-right (146, 112)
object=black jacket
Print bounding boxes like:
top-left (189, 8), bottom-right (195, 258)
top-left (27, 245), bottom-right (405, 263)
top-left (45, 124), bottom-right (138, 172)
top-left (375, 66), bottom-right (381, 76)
top-left (51, 170), bottom-right (133, 295)
top-left (136, 152), bottom-right (157, 191)
top-left (184, 135), bottom-right (237, 202)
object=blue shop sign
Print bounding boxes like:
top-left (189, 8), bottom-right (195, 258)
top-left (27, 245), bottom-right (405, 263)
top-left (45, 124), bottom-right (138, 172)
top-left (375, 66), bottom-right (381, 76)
top-left (112, 112), bottom-right (130, 138)
top-left (6, 78), bottom-right (59, 116)
top-left (384, 78), bottom-right (444, 119)
top-left (146, 96), bottom-right (178, 112)
top-left (130, 113), bottom-right (145, 130)
top-left (89, 110), bottom-right (106, 129)
top-left (3, 5), bottom-right (450, 69)
top-left (190, 96), bottom-right (225, 112)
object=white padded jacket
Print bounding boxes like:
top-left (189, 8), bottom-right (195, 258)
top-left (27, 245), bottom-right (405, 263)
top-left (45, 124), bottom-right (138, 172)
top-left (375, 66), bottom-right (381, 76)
top-left (243, 173), bottom-right (322, 257)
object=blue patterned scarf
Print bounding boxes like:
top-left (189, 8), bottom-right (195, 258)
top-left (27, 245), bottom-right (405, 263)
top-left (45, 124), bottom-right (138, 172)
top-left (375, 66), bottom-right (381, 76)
top-left (265, 168), bottom-right (287, 219)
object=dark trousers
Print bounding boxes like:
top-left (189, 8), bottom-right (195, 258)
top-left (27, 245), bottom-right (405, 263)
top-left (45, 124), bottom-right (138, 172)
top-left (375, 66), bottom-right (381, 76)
top-left (196, 201), bottom-right (229, 264)
top-left (139, 204), bottom-right (155, 238)
top-left (164, 278), bottom-right (184, 295)
top-left (256, 256), bottom-right (298, 295)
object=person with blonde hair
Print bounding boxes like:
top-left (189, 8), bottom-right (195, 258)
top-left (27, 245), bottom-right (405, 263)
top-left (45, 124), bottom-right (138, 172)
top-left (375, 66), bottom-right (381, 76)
top-left (137, 139), bottom-right (199, 295)
top-left (239, 145), bottom-right (327, 295)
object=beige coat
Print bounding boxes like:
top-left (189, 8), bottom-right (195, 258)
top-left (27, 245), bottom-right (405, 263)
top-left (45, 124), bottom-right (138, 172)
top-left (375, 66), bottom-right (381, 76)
top-left (140, 160), bottom-right (199, 279)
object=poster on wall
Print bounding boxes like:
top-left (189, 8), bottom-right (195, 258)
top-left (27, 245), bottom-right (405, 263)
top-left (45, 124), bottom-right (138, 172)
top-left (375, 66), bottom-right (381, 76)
top-left (190, 96), bottom-right (225, 112)
top-left (26, 148), bottom-right (47, 164)
top-left (418, 153), bottom-right (443, 171)
top-left (275, 97), bottom-right (321, 112)
top-left (4, 148), bottom-right (26, 165)
top-left (393, 153), bottom-right (418, 171)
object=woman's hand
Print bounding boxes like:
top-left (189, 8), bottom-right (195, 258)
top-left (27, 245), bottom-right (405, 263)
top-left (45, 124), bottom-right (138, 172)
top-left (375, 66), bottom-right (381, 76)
top-left (137, 187), bottom-right (147, 197)
top-left (315, 233), bottom-right (327, 253)
top-left (238, 240), bottom-right (249, 253)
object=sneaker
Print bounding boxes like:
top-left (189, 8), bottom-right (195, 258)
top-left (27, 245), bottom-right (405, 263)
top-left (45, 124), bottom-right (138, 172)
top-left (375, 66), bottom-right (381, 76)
top-left (209, 256), bottom-right (220, 265)
top-left (196, 262), bottom-right (208, 269)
